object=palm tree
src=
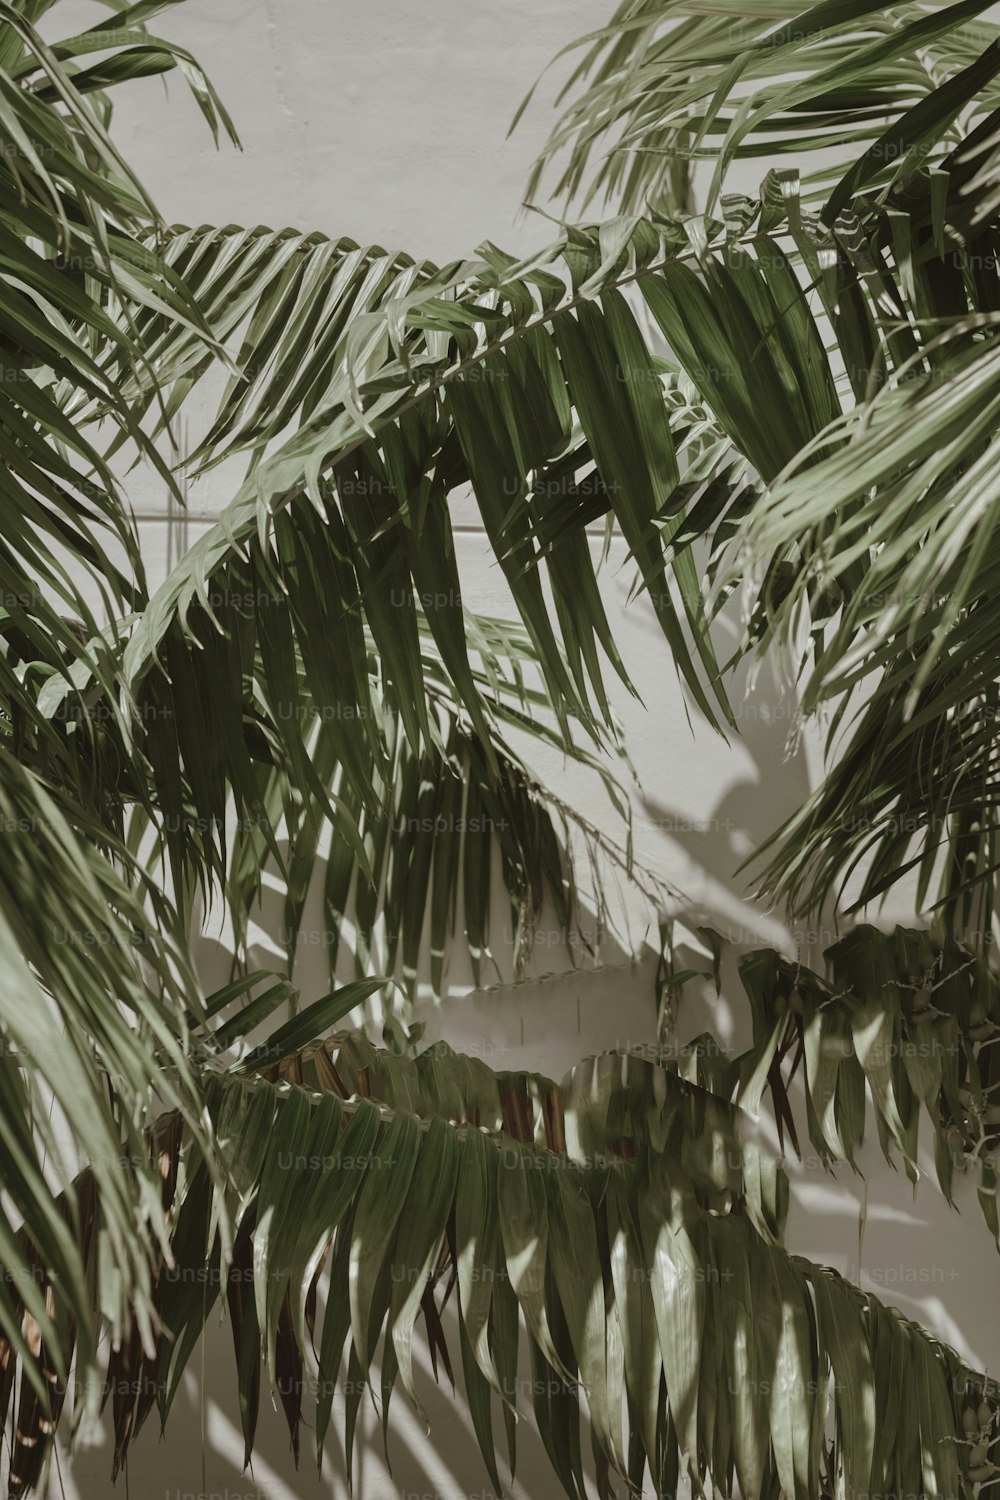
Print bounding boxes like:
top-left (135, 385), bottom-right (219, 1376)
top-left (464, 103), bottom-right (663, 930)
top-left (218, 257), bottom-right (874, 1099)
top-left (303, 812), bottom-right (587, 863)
top-left (2, 0), bottom-right (1000, 1496)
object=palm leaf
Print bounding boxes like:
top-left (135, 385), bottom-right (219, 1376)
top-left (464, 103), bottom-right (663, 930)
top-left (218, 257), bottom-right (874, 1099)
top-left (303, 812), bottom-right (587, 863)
top-left (113, 214), bottom-right (747, 792)
top-left (729, 211), bottom-right (1000, 929)
top-left (519, 3), bottom-right (1000, 939)
top-left (3, 1019), bottom-right (995, 1499)
top-left (735, 925), bottom-right (1000, 1247)
top-left (0, 0), bottom-right (234, 724)
top-left (97, 203), bottom-right (858, 917)
top-left (0, 752), bottom-right (214, 1467)
top-left (0, 0), bottom-right (236, 1455)
top-left (524, 0), bottom-right (1000, 216)
top-left (213, 612), bottom-right (668, 999)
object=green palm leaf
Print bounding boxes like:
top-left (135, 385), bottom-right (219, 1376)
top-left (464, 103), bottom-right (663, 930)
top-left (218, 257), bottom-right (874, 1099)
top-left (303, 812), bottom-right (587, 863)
top-left (0, 3), bottom-right (239, 1467)
top-left (525, 0), bottom-right (1000, 215)
top-left (3, 1016), bottom-right (995, 1499)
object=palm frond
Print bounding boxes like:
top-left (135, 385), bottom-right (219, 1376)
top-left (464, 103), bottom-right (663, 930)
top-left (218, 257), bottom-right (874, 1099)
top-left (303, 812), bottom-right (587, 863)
top-left (105, 206), bottom-right (858, 908)
top-left (0, 0), bottom-right (238, 1445)
top-left (105, 190), bottom-right (1000, 941)
top-left (524, 0), bottom-right (1000, 216)
top-left (727, 193), bottom-right (1000, 930)
top-left (5, 1005), bottom-right (996, 1500)
top-left (0, 0), bottom-right (234, 705)
top-left (53, 583), bottom-right (669, 998)
top-left (521, 5), bottom-right (1000, 937)
top-left (215, 612), bottom-right (667, 1000)
top-left (0, 752), bottom-right (213, 1462)
top-left (735, 925), bottom-right (1000, 1248)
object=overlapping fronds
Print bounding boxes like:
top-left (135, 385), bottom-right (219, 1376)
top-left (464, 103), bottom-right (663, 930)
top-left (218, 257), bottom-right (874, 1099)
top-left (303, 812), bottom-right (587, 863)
top-left (735, 926), bottom-right (1000, 1245)
top-left (103, 204), bottom-right (862, 912)
top-left (7, 3), bottom-right (1000, 1495)
top-left (732, 302), bottom-right (1000, 927)
top-left (215, 613), bottom-right (665, 999)
top-left (4, 999), bottom-right (997, 1500)
top-left (0, 0), bottom-right (235, 711)
top-left (67, 588), bottom-right (666, 997)
top-left (525, 0), bottom-right (1000, 216)
top-left (724, 179), bottom-right (1000, 927)
top-left (0, 0), bottom-right (238, 1443)
top-left (114, 214), bottom-right (747, 786)
top-left (511, 1), bottom-right (1000, 938)
top-left (0, 752), bottom-right (213, 1464)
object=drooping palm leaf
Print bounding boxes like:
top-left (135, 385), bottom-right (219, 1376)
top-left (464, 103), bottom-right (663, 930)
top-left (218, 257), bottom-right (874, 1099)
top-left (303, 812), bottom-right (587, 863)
top-left (730, 308), bottom-right (1000, 930)
top-left (524, 0), bottom-right (1000, 216)
top-left (104, 203), bottom-right (866, 911)
top-left (0, 751), bottom-right (215, 1459)
top-left (0, 0), bottom-right (240, 1447)
top-left (4, 1015), bottom-right (996, 1500)
top-left (215, 612), bottom-right (666, 999)
top-left (115, 216), bottom-right (736, 754)
top-left (71, 584), bottom-right (670, 1000)
top-left (0, 0), bottom-right (235, 718)
top-left (516, 0), bottom-right (1000, 940)
top-left (735, 925), bottom-right (1000, 1246)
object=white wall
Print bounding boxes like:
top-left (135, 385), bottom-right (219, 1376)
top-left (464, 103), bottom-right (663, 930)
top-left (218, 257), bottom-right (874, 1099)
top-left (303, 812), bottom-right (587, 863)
top-left (39, 4), bottom-right (1000, 1497)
